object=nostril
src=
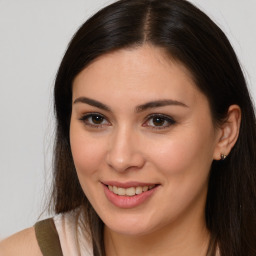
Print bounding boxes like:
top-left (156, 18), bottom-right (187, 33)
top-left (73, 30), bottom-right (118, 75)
top-left (106, 149), bottom-right (146, 173)
top-left (106, 133), bottom-right (145, 172)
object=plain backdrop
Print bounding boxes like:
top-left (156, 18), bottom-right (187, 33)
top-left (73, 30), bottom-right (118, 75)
top-left (0, 0), bottom-right (255, 239)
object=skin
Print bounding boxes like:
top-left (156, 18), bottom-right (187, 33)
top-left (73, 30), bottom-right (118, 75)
top-left (0, 45), bottom-right (240, 256)
top-left (70, 45), bottom-right (240, 255)
top-left (0, 227), bottom-right (42, 256)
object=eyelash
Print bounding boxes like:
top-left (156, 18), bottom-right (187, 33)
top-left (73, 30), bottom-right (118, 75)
top-left (79, 113), bottom-right (176, 130)
top-left (79, 112), bottom-right (110, 128)
top-left (143, 114), bottom-right (176, 129)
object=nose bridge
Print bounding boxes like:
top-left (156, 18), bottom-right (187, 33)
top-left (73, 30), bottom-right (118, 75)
top-left (106, 124), bottom-right (144, 172)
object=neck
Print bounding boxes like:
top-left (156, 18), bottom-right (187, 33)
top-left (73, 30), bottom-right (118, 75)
top-left (104, 211), bottom-right (210, 256)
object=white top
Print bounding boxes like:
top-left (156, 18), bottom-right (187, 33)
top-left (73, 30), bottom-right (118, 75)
top-left (53, 209), bottom-right (93, 256)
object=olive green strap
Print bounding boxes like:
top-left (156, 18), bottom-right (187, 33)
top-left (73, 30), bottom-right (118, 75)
top-left (34, 218), bottom-right (63, 256)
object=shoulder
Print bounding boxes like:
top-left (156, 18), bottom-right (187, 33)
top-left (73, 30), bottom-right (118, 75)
top-left (0, 227), bottom-right (42, 256)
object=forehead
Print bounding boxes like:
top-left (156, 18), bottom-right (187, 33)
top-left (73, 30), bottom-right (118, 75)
top-left (72, 45), bottom-right (202, 106)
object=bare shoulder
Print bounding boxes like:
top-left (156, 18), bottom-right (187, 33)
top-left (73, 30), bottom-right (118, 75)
top-left (0, 227), bottom-right (42, 256)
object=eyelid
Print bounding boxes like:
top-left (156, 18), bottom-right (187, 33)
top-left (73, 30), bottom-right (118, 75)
top-left (78, 112), bottom-right (176, 130)
top-left (79, 112), bottom-right (111, 128)
top-left (142, 113), bottom-right (176, 129)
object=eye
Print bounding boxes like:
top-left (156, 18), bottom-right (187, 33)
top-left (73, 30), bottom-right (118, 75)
top-left (143, 114), bottom-right (176, 129)
top-left (79, 113), bottom-right (110, 128)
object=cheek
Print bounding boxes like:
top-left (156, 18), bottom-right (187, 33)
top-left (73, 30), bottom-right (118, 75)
top-left (70, 127), bottom-right (108, 203)
top-left (149, 126), bottom-right (215, 179)
top-left (146, 129), bottom-right (214, 220)
top-left (70, 124), bottom-right (106, 178)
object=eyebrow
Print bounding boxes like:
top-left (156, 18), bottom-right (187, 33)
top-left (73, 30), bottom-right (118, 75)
top-left (136, 99), bottom-right (188, 112)
top-left (74, 97), bottom-right (111, 111)
top-left (73, 97), bottom-right (188, 112)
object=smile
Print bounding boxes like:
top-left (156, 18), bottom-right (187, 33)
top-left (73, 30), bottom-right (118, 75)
top-left (103, 182), bottom-right (159, 208)
top-left (108, 185), bottom-right (156, 196)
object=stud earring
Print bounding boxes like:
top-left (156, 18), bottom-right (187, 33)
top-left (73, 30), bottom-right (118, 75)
top-left (221, 154), bottom-right (227, 160)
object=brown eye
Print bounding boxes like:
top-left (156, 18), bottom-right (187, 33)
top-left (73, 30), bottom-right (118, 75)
top-left (152, 116), bottom-right (166, 126)
top-left (143, 114), bottom-right (176, 129)
top-left (79, 113), bottom-right (110, 128)
top-left (91, 115), bottom-right (104, 124)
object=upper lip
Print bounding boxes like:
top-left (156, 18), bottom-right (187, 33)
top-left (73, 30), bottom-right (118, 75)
top-left (102, 181), bottom-right (158, 188)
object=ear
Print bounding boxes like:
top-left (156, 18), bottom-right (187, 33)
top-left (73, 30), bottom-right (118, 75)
top-left (213, 105), bottom-right (241, 160)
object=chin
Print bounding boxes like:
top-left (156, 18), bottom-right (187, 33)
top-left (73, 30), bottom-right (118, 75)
top-left (107, 224), bottom-right (154, 237)
top-left (102, 213), bottom-right (160, 236)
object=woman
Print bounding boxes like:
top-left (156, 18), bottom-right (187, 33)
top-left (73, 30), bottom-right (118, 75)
top-left (1, 0), bottom-right (255, 255)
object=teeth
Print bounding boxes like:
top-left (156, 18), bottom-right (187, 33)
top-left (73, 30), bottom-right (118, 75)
top-left (108, 185), bottom-right (155, 196)
top-left (142, 186), bottom-right (148, 192)
top-left (135, 186), bottom-right (142, 195)
top-left (117, 187), bottom-right (125, 196)
top-left (126, 187), bottom-right (136, 196)
top-left (113, 186), bottom-right (118, 194)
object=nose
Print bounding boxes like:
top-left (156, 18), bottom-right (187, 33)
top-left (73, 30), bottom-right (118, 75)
top-left (106, 127), bottom-right (145, 172)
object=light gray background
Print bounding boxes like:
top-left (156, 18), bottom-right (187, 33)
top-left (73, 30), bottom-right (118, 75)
top-left (0, 0), bottom-right (255, 239)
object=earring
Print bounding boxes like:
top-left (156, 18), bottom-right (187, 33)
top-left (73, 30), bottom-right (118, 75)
top-left (221, 154), bottom-right (227, 160)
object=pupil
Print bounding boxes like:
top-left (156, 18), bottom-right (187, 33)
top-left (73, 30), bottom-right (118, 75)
top-left (92, 115), bottom-right (103, 124)
top-left (153, 117), bottom-right (164, 126)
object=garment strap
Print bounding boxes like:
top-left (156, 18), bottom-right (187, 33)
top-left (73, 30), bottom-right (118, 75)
top-left (34, 218), bottom-right (63, 256)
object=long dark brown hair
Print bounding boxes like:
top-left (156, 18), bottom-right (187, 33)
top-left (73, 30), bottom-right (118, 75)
top-left (51, 0), bottom-right (256, 255)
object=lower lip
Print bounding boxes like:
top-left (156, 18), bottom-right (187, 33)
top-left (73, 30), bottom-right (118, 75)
top-left (103, 184), bottom-right (158, 209)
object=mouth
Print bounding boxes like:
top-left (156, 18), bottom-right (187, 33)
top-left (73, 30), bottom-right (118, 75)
top-left (107, 184), bottom-right (157, 196)
top-left (102, 182), bottom-right (160, 208)
top-left (102, 181), bottom-right (159, 196)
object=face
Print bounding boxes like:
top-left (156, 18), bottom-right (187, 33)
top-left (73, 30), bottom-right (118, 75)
top-left (70, 45), bottom-right (220, 236)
